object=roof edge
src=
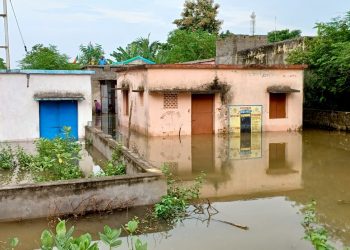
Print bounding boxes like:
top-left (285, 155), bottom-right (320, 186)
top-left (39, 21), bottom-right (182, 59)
top-left (115, 64), bottom-right (308, 72)
top-left (0, 69), bottom-right (95, 75)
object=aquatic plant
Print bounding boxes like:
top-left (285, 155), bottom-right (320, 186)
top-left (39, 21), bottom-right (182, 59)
top-left (154, 166), bottom-right (205, 221)
top-left (0, 145), bottom-right (15, 170)
top-left (38, 219), bottom-right (147, 250)
top-left (96, 144), bottom-right (126, 177)
top-left (302, 201), bottom-right (336, 250)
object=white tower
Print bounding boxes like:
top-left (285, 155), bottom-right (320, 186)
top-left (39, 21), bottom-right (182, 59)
top-left (250, 12), bottom-right (256, 36)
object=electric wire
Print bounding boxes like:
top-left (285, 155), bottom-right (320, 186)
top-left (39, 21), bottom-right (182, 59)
top-left (9, 0), bottom-right (27, 53)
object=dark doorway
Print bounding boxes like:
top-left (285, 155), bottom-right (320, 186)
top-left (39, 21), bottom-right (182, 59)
top-left (100, 80), bottom-right (116, 114)
top-left (240, 113), bottom-right (252, 133)
top-left (191, 94), bottom-right (214, 134)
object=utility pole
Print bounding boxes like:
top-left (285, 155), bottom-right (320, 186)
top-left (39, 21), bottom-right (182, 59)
top-left (0, 0), bottom-right (10, 69)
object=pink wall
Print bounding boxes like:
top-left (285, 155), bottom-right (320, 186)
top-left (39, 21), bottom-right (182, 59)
top-left (116, 66), bottom-right (304, 136)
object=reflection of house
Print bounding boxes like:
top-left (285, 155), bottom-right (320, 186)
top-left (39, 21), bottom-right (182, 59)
top-left (0, 70), bottom-right (94, 141)
top-left (124, 131), bottom-right (302, 198)
top-left (83, 56), bottom-right (155, 114)
top-left (115, 64), bottom-right (306, 136)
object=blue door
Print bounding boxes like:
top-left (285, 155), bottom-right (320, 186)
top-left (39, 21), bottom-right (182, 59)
top-left (39, 101), bottom-right (78, 139)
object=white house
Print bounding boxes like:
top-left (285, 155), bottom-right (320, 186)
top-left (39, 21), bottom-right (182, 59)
top-left (0, 70), bottom-right (94, 141)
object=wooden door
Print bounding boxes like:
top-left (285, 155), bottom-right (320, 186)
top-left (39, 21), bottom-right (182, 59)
top-left (269, 93), bottom-right (286, 119)
top-left (191, 94), bottom-right (214, 134)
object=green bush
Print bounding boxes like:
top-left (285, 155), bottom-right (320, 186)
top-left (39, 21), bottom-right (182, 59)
top-left (97, 144), bottom-right (126, 177)
top-left (0, 145), bottom-right (15, 170)
top-left (154, 166), bottom-right (204, 221)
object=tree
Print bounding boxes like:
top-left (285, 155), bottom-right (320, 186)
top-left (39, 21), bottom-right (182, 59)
top-left (267, 29), bottom-right (301, 43)
top-left (161, 29), bottom-right (216, 63)
top-left (110, 34), bottom-right (161, 63)
top-left (79, 42), bottom-right (104, 65)
top-left (173, 0), bottom-right (222, 34)
top-left (19, 44), bottom-right (78, 70)
top-left (288, 12), bottom-right (350, 110)
top-left (0, 58), bottom-right (6, 69)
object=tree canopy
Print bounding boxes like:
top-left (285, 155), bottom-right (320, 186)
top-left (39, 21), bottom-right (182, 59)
top-left (161, 29), bottom-right (216, 63)
top-left (79, 42), bottom-right (104, 65)
top-left (173, 0), bottom-right (222, 34)
top-left (0, 58), bottom-right (6, 69)
top-left (110, 35), bottom-right (161, 63)
top-left (19, 44), bottom-right (78, 70)
top-left (288, 12), bottom-right (350, 110)
top-left (267, 29), bottom-right (301, 43)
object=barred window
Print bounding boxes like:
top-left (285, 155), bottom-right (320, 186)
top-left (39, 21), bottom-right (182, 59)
top-left (163, 93), bottom-right (178, 109)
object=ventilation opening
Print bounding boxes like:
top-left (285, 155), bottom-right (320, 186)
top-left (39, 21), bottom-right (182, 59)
top-left (163, 93), bottom-right (178, 109)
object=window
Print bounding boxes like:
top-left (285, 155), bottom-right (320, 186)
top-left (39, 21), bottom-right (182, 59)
top-left (163, 93), bottom-right (178, 109)
top-left (123, 90), bottom-right (129, 116)
top-left (269, 93), bottom-right (286, 119)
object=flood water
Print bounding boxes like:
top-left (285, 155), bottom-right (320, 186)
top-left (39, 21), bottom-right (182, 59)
top-left (1, 117), bottom-right (350, 249)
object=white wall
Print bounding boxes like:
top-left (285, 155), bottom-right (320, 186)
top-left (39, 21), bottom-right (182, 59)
top-left (0, 73), bottom-right (92, 141)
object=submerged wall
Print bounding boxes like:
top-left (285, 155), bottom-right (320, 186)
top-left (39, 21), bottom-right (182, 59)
top-left (304, 109), bottom-right (350, 131)
top-left (0, 127), bottom-right (166, 222)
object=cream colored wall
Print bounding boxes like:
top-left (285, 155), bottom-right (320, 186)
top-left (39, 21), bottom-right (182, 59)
top-left (117, 70), bottom-right (149, 134)
top-left (0, 74), bottom-right (92, 141)
top-left (116, 67), bottom-right (304, 136)
top-left (147, 68), bottom-right (304, 134)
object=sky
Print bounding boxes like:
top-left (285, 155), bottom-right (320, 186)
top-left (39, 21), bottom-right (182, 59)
top-left (1, 0), bottom-right (350, 67)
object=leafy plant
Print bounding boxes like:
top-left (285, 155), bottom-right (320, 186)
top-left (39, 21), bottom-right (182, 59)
top-left (0, 145), bottom-right (15, 170)
top-left (302, 201), bottom-right (336, 250)
top-left (154, 166), bottom-right (205, 221)
top-left (97, 145), bottom-right (126, 176)
top-left (15, 146), bottom-right (33, 170)
top-left (99, 225), bottom-right (122, 249)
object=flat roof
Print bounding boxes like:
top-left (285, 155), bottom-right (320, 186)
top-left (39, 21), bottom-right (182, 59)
top-left (0, 69), bottom-right (95, 75)
top-left (114, 64), bottom-right (308, 72)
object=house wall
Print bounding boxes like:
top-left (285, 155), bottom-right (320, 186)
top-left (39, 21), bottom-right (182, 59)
top-left (116, 67), bottom-right (304, 136)
top-left (0, 73), bottom-right (92, 141)
top-left (117, 70), bottom-right (149, 134)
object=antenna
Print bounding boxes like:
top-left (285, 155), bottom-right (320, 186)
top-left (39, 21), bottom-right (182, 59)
top-left (250, 12), bottom-right (256, 36)
top-left (0, 0), bottom-right (10, 69)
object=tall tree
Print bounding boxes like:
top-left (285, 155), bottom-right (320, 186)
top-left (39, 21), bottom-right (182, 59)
top-left (267, 29), bottom-right (301, 43)
top-left (110, 34), bottom-right (161, 62)
top-left (79, 42), bottom-right (104, 65)
top-left (288, 12), bottom-right (350, 110)
top-left (173, 0), bottom-right (222, 34)
top-left (161, 29), bottom-right (216, 63)
top-left (19, 44), bottom-right (77, 70)
top-left (0, 58), bottom-right (6, 69)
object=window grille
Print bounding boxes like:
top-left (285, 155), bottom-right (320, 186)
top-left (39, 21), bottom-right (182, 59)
top-left (163, 93), bottom-right (178, 109)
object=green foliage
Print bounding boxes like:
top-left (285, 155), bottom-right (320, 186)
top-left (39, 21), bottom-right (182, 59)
top-left (19, 44), bottom-right (78, 70)
top-left (79, 42), bottom-right (104, 65)
top-left (99, 226), bottom-right (122, 249)
top-left (267, 29), bottom-right (301, 43)
top-left (0, 145), bottom-right (15, 170)
top-left (302, 201), bottom-right (336, 250)
top-left (110, 34), bottom-right (161, 63)
top-left (288, 12), bottom-right (350, 110)
top-left (219, 30), bottom-right (234, 39)
top-left (0, 58), bottom-right (6, 69)
top-left (15, 146), bottom-right (33, 170)
top-left (97, 145), bottom-right (126, 176)
top-left (154, 166), bottom-right (205, 221)
top-left (29, 127), bottom-right (83, 181)
top-left (173, 0), bottom-right (222, 34)
top-left (161, 29), bottom-right (216, 63)
top-left (38, 219), bottom-right (147, 250)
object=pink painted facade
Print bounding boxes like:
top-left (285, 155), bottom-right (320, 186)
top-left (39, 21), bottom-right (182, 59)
top-left (116, 65), bottom-right (305, 136)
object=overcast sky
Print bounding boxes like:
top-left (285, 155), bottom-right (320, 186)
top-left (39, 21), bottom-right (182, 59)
top-left (1, 0), bottom-right (349, 67)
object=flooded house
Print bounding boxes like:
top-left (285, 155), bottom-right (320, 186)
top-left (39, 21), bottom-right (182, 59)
top-left (0, 69), bottom-right (94, 141)
top-left (115, 64), bottom-right (306, 136)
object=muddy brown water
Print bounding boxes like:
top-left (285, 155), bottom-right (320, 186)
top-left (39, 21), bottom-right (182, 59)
top-left (1, 128), bottom-right (350, 249)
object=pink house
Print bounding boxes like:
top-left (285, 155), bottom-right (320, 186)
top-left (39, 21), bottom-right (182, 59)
top-left (116, 64), bottom-right (306, 136)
